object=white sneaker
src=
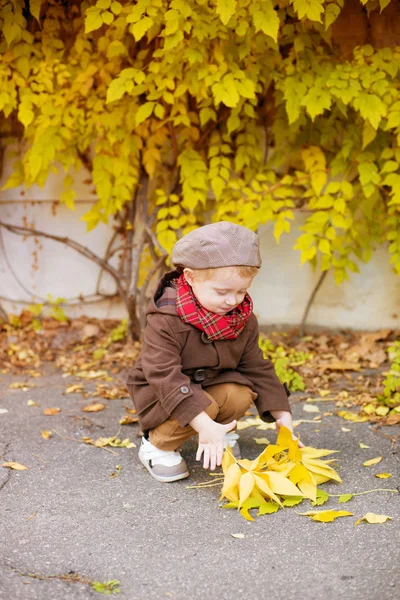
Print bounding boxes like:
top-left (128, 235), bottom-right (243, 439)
top-left (223, 431), bottom-right (241, 459)
top-left (138, 437), bottom-right (189, 483)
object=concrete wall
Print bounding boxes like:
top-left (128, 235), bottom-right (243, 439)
top-left (1, 155), bottom-right (399, 330)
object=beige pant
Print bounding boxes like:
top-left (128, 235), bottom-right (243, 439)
top-left (149, 383), bottom-right (257, 451)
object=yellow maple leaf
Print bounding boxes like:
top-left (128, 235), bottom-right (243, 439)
top-left (374, 473), bottom-right (392, 479)
top-left (41, 430), bottom-right (52, 440)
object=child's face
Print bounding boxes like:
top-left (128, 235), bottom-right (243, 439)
top-left (184, 267), bottom-right (254, 315)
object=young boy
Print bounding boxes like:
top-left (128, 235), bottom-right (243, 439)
top-left (126, 221), bottom-right (299, 483)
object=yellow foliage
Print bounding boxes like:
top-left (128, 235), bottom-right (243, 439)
top-left (220, 426), bottom-right (342, 519)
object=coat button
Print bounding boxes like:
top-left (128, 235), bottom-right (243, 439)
top-left (180, 385), bottom-right (190, 394)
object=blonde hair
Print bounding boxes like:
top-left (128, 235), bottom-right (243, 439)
top-left (188, 265), bottom-right (259, 282)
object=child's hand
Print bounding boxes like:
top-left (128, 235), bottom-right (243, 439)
top-left (190, 412), bottom-right (237, 470)
top-left (270, 410), bottom-right (305, 448)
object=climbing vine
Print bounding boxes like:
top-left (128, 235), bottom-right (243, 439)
top-left (0, 0), bottom-right (399, 335)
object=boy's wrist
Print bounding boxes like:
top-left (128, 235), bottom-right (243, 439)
top-left (189, 411), bottom-right (214, 433)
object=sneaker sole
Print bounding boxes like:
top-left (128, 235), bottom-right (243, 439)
top-left (139, 454), bottom-right (189, 483)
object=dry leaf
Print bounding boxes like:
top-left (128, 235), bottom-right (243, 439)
top-left (363, 456), bottom-right (383, 467)
top-left (355, 513), bottom-right (392, 525)
top-left (375, 406), bottom-right (389, 417)
top-left (124, 407), bottom-right (137, 414)
top-left (341, 427), bottom-right (351, 432)
top-left (44, 407), bottom-right (61, 416)
top-left (300, 509), bottom-right (353, 522)
top-left (375, 473), bottom-right (392, 479)
top-left (41, 430), bottom-right (52, 440)
top-left (9, 382), bottom-right (30, 390)
top-left (318, 390), bottom-right (331, 397)
top-left (337, 411), bottom-right (369, 423)
top-left (320, 360), bottom-right (361, 372)
top-left (359, 443), bottom-right (370, 449)
top-left (2, 461), bottom-right (28, 470)
top-left (0, 408), bottom-right (8, 414)
top-left (76, 370), bottom-right (111, 380)
top-left (386, 414), bottom-right (400, 426)
top-left (303, 404), bottom-right (320, 413)
top-left (27, 400), bottom-right (40, 407)
top-left (253, 437), bottom-right (270, 445)
top-left (230, 533), bottom-right (245, 539)
top-left (119, 415), bottom-right (139, 425)
top-left (65, 384), bottom-right (84, 394)
top-left (82, 402), bottom-right (105, 413)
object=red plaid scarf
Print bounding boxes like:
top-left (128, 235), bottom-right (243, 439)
top-left (175, 274), bottom-right (253, 341)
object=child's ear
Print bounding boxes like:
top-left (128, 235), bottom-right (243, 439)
top-left (183, 268), bottom-right (195, 285)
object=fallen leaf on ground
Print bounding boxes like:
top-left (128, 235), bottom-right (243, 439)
top-left (300, 509), bottom-right (353, 522)
top-left (41, 430), bottom-right (52, 440)
top-left (253, 437), bottom-right (270, 445)
top-left (2, 462), bottom-right (28, 470)
top-left (9, 382), bottom-right (30, 390)
top-left (363, 457), bottom-right (383, 467)
top-left (319, 361), bottom-right (361, 372)
top-left (337, 411), bottom-right (369, 423)
top-left (355, 513), bottom-right (392, 525)
top-left (303, 404), bottom-right (320, 413)
top-left (65, 384), bottom-right (84, 394)
top-left (27, 400), bottom-right (40, 407)
top-left (76, 370), bottom-right (111, 380)
top-left (386, 414), bottom-right (400, 425)
top-left (0, 408), bottom-right (8, 414)
top-left (82, 402), bottom-right (105, 413)
top-left (375, 406), bottom-right (390, 416)
top-left (318, 390), bottom-right (332, 397)
top-left (82, 436), bottom-right (136, 448)
top-left (43, 407), bottom-right (61, 416)
top-left (231, 533), bottom-right (245, 539)
top-left (359, 443), bottom-right (370, 449)
top-left (339, 494), bottom-right (353, 503)
top-left (119, 415), bottom-right (139, 425)
top-left (375, 473), bottom-right (392, 479)
top-left (124, 407), bottom-right (137, 414)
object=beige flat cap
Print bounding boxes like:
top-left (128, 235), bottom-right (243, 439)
top-left (171, 221), bottom-right (261, 269)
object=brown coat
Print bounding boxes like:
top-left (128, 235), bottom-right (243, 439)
top-left (126, 271), bottom-right (291, 432)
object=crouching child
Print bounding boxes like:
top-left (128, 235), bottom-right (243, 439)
top-left (126, 221), bottom-right (300, 482)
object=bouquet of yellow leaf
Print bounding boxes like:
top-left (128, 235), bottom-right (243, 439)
top-left (220, 426), bottom-right (341, 521)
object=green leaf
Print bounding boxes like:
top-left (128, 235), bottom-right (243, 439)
top-left (292, 0), bottom-right (324, 23)
top-left (257, 501), bottom-right (280, 514)
top-left (339, 494), bottom-right (353, 504)
top-left (135, 102), bottom-right (156, 126)
top-left (353, 94), bottom-right (387, 130)
top-left (325, 2), bottom-right (341, 29)
top-left (216, 0), bottom-right (236, 25)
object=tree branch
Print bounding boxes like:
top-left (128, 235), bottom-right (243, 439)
top-left (0, 220), bottom-right (127, 306)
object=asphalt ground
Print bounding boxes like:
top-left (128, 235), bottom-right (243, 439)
top-left (0, 364), bottom-right (399, 600)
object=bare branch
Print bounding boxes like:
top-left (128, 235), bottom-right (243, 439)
top-left (0, 220), bottom-right (127, 306)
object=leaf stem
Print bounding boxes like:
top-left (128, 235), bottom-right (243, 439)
top-left (329, 488), bottom-right (398, 497)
